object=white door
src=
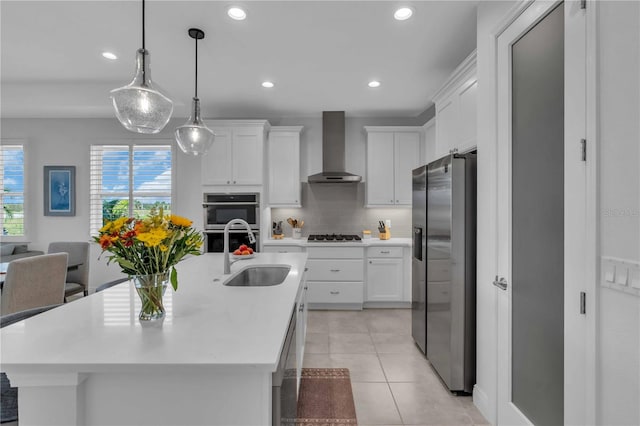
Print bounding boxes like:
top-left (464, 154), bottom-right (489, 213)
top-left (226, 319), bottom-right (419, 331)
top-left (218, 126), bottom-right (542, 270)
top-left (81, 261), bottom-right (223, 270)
top-left (495, 1), bottom-right (585, 424)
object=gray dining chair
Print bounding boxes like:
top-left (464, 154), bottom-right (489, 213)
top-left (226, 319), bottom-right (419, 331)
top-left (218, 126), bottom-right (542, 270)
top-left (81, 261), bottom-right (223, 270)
top-left (0, 303), bottom-right (62, 423)
top-left (0, 253), bottom-right (67, 316)
top-left (47, 241), bottom-right (90, 302)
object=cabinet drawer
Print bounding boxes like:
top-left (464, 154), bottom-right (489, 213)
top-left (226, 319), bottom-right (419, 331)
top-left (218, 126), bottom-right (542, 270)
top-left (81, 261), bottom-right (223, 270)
top-left (307, 282), bottom-right (363, 304)
top-left (262, 245), bottom-right (304, 253)
top-left (366, 246), bottom-right (403, 258)
top-left (306, 259), bottom-right (363, 281)
top-left (307, 247), bottom-right (363, 259)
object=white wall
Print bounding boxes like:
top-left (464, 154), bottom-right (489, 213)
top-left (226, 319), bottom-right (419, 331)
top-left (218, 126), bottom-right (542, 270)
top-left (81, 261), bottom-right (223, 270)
top-left (474, 1), bottom-right (517, 423)
top-left (596, 2), bottom-right (640, 424)
top-left (1, 117), bottom-right (203, 291)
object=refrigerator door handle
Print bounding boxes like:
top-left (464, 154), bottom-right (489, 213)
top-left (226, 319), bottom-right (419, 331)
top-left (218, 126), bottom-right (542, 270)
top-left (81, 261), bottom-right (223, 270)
top-left (493, 275), bottom-right (508, 291)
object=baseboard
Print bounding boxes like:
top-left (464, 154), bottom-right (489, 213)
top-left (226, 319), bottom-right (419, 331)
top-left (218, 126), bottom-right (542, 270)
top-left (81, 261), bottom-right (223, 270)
top-left (473, 384), bottom-right (494, 425)
top-left (363, 301), bottom-right (411, 309)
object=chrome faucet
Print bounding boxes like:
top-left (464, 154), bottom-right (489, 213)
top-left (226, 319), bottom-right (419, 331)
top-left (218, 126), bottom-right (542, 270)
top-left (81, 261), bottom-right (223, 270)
top-left (223, 218), bottom-right (256, 274)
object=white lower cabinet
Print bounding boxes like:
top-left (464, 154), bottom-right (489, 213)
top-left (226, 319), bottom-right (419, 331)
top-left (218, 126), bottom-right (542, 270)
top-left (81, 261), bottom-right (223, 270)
top-left (364, 245), bottom-right (411, 306)
top-left (366, 258), bottom-right (403, 302)
top-left (296, 271), bottom-right (308, 393)
top-left (306, 247), bottom-right (364, 309)
top-left (365, 246), bottom-right (404, 303)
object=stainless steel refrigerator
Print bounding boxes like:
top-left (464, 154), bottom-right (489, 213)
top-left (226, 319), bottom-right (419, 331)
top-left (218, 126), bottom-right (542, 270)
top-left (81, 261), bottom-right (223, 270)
top-left (411, 153), bottom-right (476, 393)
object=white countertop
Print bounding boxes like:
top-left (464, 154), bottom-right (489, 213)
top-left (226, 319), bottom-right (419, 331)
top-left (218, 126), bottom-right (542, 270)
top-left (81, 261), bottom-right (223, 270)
top-left (0, 252), bottom-right (307, 374)
top-left (264, 237), bottom-right (412, 247)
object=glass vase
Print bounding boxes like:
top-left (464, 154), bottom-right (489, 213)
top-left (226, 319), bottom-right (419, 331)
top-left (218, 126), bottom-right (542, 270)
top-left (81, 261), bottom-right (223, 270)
top-left (132, 272), bottom-right (169, 321)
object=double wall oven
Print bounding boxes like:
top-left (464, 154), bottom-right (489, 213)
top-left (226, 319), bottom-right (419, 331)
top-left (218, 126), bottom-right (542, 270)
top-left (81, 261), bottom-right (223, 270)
top-left (203, 193), bottom-right (260, 253)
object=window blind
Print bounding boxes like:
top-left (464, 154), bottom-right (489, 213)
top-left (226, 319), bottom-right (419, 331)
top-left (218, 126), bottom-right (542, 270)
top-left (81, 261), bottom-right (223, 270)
top-left (90, 144), bottom-right (172, 235)
top-left (0, 144), bottom-right (25, 236)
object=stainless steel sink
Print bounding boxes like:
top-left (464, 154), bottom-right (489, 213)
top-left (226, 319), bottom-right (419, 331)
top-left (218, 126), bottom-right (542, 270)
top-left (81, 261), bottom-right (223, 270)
top-left (223, 265), bottom-right (291, 287)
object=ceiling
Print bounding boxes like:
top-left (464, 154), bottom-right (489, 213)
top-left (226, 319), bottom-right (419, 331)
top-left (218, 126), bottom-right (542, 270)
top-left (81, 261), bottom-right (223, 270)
top-left (0, 1), bottom-right (478, 119)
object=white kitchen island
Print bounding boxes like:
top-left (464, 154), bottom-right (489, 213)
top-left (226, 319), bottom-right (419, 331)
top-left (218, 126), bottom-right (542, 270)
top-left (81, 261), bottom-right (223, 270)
top-left (0, 252), bottom-right (308, 426)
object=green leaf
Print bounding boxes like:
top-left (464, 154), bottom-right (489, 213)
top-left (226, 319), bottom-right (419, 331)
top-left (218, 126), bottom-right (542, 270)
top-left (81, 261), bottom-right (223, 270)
top-left (118, 259), bottom-right (136, 269)
top-left (170, 266), bottom-right (178, 291)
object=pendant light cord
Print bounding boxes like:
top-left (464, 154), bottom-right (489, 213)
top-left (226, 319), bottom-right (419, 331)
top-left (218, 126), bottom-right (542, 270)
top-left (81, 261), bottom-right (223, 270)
top-left (142, 0), bottom-right (146, 50)
top-left (194, 36), bottom-right (198, 98)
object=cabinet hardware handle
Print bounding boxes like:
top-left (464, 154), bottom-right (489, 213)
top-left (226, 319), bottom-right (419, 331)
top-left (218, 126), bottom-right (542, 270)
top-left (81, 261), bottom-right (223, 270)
top-left (396, 200), bottom-right (399, 203)
top-left (304, 286), bottom-right (308, 290)
top-left (278, 250), bottom-right (288, 253)
top-left (227, 180), bottom-right (230, 184)
top-left (380, 251), bottom-right (390, 254)
top-left (330, 269), bottom-right (340, 272)
top-left (304, 267), bottom-right (309, 271)
top-left (233, 180), bottom-right (236, 184)
top-left (390, 200), bottom-right (394, 203)
top-left (330, 291), bottom-right (340, 295)
top-left (369, 261), bottom-right (372, 264)
top-left (299, 303), bottom-right (305, 311)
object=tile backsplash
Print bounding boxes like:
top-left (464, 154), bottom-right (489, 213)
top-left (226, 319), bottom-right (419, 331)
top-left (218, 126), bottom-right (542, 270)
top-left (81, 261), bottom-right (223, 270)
top-left (271, 183), bottom-right (412, 238)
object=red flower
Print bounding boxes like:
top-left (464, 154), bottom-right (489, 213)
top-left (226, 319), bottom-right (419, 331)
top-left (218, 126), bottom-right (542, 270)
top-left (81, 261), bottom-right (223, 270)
top-left (99, 234), bottom-right (112, 249)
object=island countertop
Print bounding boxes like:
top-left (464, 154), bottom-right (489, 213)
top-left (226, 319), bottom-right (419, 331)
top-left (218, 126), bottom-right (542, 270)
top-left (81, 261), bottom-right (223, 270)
top-left (0, 252), bottom-right (308, 374)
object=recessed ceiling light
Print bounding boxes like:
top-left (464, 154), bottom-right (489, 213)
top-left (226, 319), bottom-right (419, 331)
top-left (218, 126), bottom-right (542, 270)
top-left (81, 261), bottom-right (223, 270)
top-left (368, 81), bottom-right (381, 88)
top-left (102, 51), bottom-right (117, 60)
top-left (227, 7), bottom-right (247, 20)
top-left (394, 7), bottom-right (414, 21)
top-left (262, 81), bottom-right (275, 88)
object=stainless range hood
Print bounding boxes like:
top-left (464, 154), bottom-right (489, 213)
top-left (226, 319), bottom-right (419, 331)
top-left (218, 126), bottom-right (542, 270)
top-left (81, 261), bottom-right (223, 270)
top-left (308, 111), bottom-right (362, 183)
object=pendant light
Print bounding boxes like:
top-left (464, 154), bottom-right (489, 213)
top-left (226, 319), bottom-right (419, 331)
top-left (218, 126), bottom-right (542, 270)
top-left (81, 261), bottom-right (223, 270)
top-left (174, 28), bottom-right (215, 156)
top-left (110, 0), bottom-right (173, 134)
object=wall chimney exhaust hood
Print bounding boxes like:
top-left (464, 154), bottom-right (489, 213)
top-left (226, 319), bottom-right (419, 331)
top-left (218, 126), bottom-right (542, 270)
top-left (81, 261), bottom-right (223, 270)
top-left (308, 111), bottom-right (362, 183)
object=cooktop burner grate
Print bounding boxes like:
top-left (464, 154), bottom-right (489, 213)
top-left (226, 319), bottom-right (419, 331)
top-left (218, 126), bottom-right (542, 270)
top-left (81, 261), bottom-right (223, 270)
top-left (307, 234), bottom-right (362, 242)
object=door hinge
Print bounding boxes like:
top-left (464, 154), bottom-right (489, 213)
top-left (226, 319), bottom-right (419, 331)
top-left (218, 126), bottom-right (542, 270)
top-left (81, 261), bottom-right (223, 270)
top-left (580, 139), bottom-right (587, 162)
top-left (580, 292), bottom-right (586, 314)
top-left (580, 0), bottom-right (586, 10)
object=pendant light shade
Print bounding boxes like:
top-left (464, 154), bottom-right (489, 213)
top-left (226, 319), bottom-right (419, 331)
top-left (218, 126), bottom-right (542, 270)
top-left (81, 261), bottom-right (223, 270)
top-left (111, 0), bottom-right (173, 134)
top-left (175, 28), bottom-right (214, 156)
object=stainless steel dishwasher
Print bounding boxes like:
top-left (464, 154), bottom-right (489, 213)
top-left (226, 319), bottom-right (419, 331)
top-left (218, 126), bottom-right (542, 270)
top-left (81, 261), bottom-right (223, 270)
top-left (272, 307), bottom-right (297, 425)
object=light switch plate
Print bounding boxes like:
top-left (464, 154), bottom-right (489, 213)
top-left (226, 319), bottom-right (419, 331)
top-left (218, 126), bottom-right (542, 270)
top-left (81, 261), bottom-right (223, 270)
top-left (631, 268), bottom-right (640, 290)
top-left (604, 263), bottom-right (616, 283)
top-left (615, 265), bottom-right (629, 286)
top-left (600, 257), bottom-right (640, 297)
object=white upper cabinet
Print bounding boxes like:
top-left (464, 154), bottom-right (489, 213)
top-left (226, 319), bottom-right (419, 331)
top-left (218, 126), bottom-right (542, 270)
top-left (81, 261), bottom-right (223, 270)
top-left (267, 126), bottom-right (303, 207)
top-left (364, 127), bottom-right (422, 207)
top-left (432, 50), bottom-right (477, 160)
top-left (201, 120), bottom-right (270, 186)
top-left (422, 118), bottom-right (436, 165)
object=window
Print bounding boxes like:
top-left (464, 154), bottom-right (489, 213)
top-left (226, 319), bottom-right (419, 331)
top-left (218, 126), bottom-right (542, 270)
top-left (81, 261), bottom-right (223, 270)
top-left (90, 144), bottom-right (172, 235)
top-left (0, 144), bottom-right (25, 237)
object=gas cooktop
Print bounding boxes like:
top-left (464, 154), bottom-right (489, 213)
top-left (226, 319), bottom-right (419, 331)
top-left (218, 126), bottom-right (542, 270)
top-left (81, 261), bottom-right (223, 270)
top-left (307, 234), bottom-right (362, 242)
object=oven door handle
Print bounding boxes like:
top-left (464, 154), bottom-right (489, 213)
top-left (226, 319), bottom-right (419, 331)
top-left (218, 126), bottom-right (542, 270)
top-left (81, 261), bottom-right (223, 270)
top-left (203, 202), bottom-right (259, 206)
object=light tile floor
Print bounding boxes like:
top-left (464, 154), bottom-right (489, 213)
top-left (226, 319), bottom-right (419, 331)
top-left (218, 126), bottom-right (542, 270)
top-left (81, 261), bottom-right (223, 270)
top-left (303, 309), bottom-right (490, 426)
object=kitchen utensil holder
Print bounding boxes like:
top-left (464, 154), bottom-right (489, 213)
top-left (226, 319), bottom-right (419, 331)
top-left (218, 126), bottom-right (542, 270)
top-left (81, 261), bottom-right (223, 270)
top-left (379, 230), bottom-right (391, 240)
top-left (292, 228), bottom-right (302, 239)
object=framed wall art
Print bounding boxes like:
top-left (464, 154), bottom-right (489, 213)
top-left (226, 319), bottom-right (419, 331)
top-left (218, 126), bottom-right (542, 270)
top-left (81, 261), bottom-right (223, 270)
top-left (44, 166), bottom-right (75, 216)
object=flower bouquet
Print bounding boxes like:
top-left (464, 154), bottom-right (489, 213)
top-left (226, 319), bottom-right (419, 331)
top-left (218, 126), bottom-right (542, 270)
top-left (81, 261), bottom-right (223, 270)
top-left (94, 208), bottom-right (203, 320)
